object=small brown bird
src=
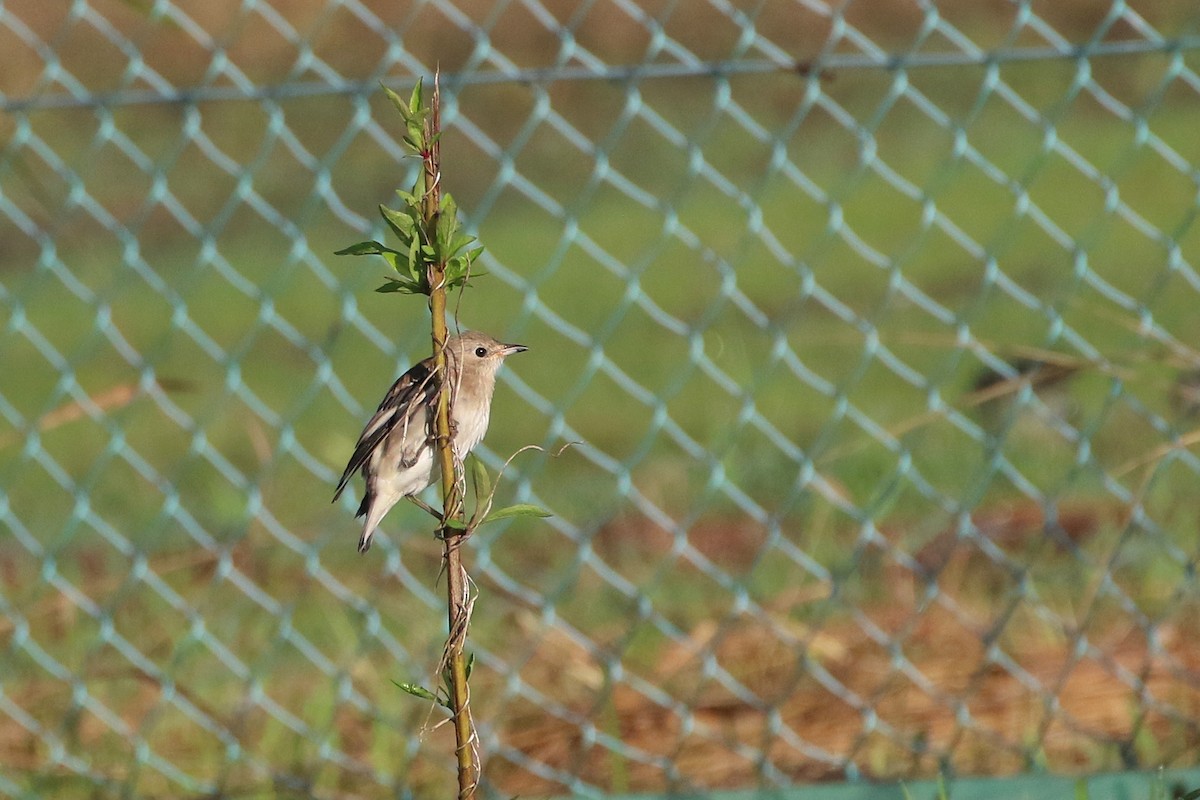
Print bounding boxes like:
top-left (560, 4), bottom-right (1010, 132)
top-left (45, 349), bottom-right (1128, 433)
top-left (333, 331), bottom-right (527, 553)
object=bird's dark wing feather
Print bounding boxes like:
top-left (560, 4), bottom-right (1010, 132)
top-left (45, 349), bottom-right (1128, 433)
top-left (332, 357), bottom-right (436, 503)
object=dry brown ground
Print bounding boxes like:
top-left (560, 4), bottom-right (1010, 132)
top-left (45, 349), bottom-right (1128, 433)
top-left (490, 603), bottom-right (1200, 794)
top-left (5, 499), bottom-right (1199, 796)
top-left (486, 502), bottom-right (1200, 794)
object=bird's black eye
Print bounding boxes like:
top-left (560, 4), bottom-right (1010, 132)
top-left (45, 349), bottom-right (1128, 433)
top-left (474, 346), bottom-right (488, 357)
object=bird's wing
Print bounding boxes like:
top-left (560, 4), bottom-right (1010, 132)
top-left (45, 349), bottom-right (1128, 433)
top-left (333, 356), bottom-right (437, 502)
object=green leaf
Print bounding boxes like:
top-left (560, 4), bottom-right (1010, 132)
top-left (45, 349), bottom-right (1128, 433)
top-left (334, 240), bottom-right (398, 257)
top-left (441, 518), bottom-right (468, 531)
top-left (436, 194), bottom-right (459, 255)
top-left (446, 247), bottom-right (486, 289)
top-left (465, 652), bottom-right (475, 680)
top-left (408, 78), bottom-right (423, 115)
top-left (446, 270), bottom-right (483, 291)
top-left (470, 457), bottom-right (492, 517)
top-left (406, 237), bottom-right (422, 280)
top-left (446, 267), bottom-right (470, 289)
top-left (380, 82), bottom-right (410, 118)
top-left (482, 504), bottom-right (552, 525)
top-left (465, 455), bottom-right (489, 525)
top-left (393, 681), bottom-right (437, 702)
top-left (379, 204), bottom-right (416, 241)
top-left (379, 81), bottom-right (430, 155)
top-left (406, 123), bottom-right (425, 150)
top-left (376, 278), bottom-right (422, 294)
top-left (452, 264), bottom-right (487, 280)
top-left (393, 680), bottom-right (452, 710)
top-left (445, 232), bottom-right (477, 260)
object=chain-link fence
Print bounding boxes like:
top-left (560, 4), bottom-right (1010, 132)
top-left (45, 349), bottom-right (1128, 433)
top-left (3, 1), bottom-right (1200, 797)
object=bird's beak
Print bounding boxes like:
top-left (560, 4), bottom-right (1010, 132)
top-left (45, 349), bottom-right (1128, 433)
top-left (502, 343), bottom-right (528, 356)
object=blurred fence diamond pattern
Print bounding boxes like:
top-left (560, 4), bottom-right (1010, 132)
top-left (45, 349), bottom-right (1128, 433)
top-left (3, 0), bottom-right (1200, 797)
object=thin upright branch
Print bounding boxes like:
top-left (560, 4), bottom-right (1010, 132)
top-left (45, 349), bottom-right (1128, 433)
top-left (421, 71), bottom-right (478, 799)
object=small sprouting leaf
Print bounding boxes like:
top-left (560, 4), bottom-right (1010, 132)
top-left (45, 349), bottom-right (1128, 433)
top-left (393, 681), bottom-right (437, 702)
top-left (441, 518), bottom-right (468, 531)
top-left (408, 79), bottom-right (423, 115)
top-left (464, 652), bottom-right (475, 680)
top-left (482, 504), bottom-right (552, 524)
top-left (406, 124), bottom-right (424, 151)
top-left (380, 81), bottom-right (428, 129)
top-left (470, 457), bottom-right (492, 513)
top-left (380, 82), bottom-right (409, 117)
top-left (334, 240), bottom-right (397, 257)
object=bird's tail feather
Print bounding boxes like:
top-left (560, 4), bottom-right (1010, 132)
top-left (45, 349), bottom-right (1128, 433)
top-left (358, 490), bottom-right (401, 554)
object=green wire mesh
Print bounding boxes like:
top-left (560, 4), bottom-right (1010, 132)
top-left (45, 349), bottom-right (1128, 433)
top-left (3, 1), bottom-right (1200, 797)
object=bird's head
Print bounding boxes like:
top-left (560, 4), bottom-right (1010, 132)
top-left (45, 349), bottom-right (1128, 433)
top-left (446, 331), bottom-right (527, 389)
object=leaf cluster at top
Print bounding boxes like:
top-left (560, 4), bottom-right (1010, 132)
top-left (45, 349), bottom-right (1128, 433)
top-left (334, 80), bottom-right (485, 295)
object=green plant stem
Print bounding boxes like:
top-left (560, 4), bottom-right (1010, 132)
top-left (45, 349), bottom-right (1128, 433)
top-left (422, 73), bottom-right (476, 800)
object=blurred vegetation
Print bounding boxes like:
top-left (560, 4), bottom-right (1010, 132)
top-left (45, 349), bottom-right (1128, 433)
top-left (2, 0), bottom-right (1200, 795)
